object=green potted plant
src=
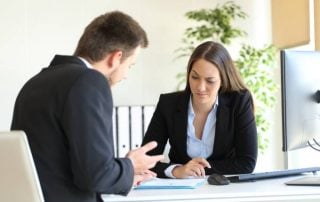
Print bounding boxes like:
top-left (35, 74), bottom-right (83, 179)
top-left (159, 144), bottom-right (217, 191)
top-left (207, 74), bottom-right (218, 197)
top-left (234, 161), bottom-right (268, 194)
top-left (175, 1), bottom-right (278, 152)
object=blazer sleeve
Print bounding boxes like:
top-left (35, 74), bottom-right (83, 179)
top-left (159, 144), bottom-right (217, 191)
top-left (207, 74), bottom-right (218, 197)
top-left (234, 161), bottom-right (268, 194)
top-left (208, 90), bottom-right (257, 174)
top-left (61, 70), bottom-right (133, 195)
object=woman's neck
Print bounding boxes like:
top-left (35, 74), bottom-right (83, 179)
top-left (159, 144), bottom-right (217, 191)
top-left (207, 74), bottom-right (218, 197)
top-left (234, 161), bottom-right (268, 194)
top-left (191, 98), bottom-right (215, 114)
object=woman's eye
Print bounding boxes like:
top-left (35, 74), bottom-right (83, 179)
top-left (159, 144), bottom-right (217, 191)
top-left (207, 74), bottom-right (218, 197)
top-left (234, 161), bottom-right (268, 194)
top-left (191, 76), bottom-right (198, 80)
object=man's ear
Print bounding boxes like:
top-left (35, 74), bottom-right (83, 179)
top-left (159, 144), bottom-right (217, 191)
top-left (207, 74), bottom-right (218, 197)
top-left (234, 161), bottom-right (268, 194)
top-left (107, 50), bottom-right (123, 69)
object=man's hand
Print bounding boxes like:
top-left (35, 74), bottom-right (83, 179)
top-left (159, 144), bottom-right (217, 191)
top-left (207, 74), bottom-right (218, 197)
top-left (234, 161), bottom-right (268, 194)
top-left (126, 141), bottom-right (164, 174)
top-left (133, 170), bottom-right (156, 187)
top-left (172, 157), bottom-right (211, 178)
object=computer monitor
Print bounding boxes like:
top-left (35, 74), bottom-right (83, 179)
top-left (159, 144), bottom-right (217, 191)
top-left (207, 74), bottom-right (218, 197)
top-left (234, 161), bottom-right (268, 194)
top-left (281, 50), bottom-right (320, 151)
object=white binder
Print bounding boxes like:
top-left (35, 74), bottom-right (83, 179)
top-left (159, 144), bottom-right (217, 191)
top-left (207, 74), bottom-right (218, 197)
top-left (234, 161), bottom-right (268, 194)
top-left (130, 106), bottom-right (143, 149)
top-left (117, 107), bottom-right (130, 157)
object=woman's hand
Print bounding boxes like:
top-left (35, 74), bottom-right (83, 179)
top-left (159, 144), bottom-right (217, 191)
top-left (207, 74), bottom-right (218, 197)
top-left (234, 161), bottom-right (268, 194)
top-left (172, 157), bottom-right (211, 178)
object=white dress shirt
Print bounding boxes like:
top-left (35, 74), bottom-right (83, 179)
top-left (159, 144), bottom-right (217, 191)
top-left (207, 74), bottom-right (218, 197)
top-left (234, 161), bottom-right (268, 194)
top-left (164, 96), bottom-right (218, 178)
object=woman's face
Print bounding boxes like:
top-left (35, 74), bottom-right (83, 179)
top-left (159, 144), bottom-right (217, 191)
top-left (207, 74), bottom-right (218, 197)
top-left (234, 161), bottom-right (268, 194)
top-left (189, 58), bottom-right (221, 106)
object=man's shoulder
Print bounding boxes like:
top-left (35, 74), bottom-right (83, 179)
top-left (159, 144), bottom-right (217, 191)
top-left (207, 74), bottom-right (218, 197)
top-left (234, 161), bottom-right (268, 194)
top-left (21, 56), bottom-right (108, 98)
top-left (41, 55), bottom-right (105, 84)
top-left (48, 55), bottom-right (85, 67)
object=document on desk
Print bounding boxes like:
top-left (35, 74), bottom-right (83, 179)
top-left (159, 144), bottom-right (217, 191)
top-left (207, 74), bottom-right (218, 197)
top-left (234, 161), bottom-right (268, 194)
top-left (134, 178), bottom-right (206, 189)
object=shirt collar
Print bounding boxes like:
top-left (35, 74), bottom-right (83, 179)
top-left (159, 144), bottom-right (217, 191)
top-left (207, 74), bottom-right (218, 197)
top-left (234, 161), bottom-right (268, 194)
top-left (78, 57), bottom-right (93, 69)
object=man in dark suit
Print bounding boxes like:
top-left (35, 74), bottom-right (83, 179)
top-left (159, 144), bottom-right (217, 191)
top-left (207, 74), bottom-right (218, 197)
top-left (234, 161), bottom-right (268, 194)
top-left (11, 11), bottom-right (163, 202)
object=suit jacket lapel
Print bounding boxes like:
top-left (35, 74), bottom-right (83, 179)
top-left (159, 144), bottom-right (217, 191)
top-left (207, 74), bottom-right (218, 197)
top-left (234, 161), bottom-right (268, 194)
top-left (212, 94), bottom-right (230, 157)
top-left (173, 92), bottom-right (191, 162)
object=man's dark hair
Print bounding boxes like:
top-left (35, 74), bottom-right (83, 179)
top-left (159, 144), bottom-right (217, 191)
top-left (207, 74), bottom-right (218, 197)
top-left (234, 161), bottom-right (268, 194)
top-left (74, 11), bottom-right (148, 63)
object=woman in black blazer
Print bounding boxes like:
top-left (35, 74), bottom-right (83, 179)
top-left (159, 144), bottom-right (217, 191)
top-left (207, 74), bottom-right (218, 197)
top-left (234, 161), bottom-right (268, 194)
top-left (142, 41), bottom-right (257, 178)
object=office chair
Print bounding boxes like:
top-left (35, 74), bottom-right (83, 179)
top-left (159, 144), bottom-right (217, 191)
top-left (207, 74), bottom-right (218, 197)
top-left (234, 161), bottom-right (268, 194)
top-left (0, 131), bottom-right (44, 202)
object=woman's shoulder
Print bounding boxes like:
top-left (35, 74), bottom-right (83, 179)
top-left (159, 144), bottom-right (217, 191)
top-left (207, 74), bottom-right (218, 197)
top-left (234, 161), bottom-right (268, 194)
top-left (222, 89), bottom-right (251, 98)
top-left (159, 91), bottom-right (185, 99)
top-left (157, 91), bottom-right (189, 108)
top-left (219, 89), bottom-right (253, 105)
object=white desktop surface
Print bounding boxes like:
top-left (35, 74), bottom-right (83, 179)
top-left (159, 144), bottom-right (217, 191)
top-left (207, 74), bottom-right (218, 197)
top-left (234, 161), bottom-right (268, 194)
top-left (102, 175), bottom-right (320, 202)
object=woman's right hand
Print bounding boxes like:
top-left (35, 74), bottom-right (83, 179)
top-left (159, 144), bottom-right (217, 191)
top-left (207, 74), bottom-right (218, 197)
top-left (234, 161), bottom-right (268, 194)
top-left (172, 157), bottom-right (211, 178)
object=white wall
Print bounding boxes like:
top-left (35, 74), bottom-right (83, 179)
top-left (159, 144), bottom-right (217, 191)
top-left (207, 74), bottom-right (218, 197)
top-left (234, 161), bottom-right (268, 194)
top-left (0, 0), bottom-right (284, 170)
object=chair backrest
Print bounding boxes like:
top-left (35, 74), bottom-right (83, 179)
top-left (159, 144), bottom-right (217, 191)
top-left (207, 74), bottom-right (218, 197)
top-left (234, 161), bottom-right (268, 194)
top-left (0, 131), bottom-right (44, 202)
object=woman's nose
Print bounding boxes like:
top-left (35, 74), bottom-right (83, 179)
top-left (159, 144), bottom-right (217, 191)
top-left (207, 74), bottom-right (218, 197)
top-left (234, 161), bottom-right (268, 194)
top-left (197, 80), bottom-right (206, 91)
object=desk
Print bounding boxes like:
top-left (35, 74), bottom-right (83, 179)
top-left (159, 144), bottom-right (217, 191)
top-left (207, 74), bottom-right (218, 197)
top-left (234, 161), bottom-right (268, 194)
top-left (102, 176), bottom-right (320, 202)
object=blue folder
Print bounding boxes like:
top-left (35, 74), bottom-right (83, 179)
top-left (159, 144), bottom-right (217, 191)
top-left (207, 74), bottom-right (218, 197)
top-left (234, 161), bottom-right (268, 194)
top-left (134, 178), bottom-right (206, 189)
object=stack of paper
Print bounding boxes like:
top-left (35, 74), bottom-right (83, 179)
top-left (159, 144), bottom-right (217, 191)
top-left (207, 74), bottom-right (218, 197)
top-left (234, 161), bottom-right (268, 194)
top-left (134, 178), bottom-right (206, 189)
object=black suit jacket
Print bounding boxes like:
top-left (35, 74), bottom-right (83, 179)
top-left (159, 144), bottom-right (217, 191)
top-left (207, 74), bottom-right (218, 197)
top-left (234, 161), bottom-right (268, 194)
top-left (142, 90), bottom-right (257, 178)
top-left (11, 55), bottom-right (133, 202)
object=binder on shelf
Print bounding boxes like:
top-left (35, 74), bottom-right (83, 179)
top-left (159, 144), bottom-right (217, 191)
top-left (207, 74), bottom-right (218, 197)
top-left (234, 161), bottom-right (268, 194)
top-left (130, 106), bottom-right (143, 149)
top-left (117, 106), bottom-right (130, 157)
top-left (112, 105), bottom-right (156, 157)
